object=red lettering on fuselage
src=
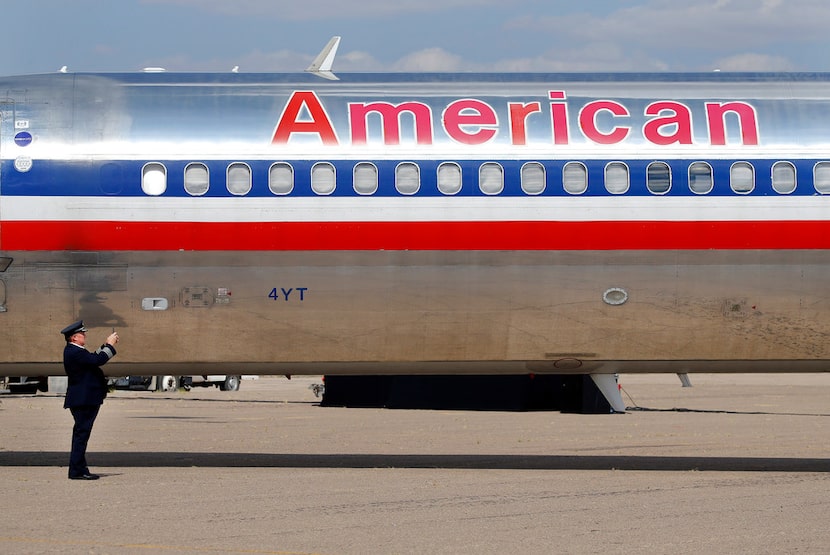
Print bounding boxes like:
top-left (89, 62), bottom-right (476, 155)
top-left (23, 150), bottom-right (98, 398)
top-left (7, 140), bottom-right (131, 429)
top-left (272, 89), bottom-right (760, 148)
top-left (706, 102), bottom-right (760, 146)
top-left (349, 101), bottom-right (433, 145)
top-left (508, 102), bottom-right (542, 146)
top-left (643, 101), bottom-right (694, 145)
top-left (443, 99), bottom-right (499, 145)
top-left (548, 91), bottom-right (570, 145)
top-left (272, 91), bottom-right (338, 145)
top-left (579, 100), bottom-right (631, 145)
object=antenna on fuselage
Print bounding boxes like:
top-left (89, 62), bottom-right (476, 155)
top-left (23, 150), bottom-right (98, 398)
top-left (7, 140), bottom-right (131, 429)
top-left (306, 36), bottom-right (340, 81)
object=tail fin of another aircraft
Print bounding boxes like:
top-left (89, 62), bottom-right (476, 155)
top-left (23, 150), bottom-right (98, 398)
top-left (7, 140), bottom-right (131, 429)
top-left (306, 36), bottom-right (341, 81)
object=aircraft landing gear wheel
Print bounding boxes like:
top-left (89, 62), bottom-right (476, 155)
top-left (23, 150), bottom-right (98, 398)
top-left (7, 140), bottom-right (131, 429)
top-left (220, 375), bottom-right (241, 391)
top-left (158, 375), bottom-right (179, 392)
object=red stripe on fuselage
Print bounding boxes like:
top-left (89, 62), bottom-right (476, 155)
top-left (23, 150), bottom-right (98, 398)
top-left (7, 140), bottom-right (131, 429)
top-left (3, 220), bottom-right (830, 251)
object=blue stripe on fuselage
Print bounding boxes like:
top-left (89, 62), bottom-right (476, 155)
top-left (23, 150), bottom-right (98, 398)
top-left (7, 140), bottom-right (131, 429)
top-left (0, 158), bottom-right (823, 198)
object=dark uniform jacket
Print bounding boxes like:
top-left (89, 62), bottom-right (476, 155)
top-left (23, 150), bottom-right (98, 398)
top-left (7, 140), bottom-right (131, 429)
top-left (63, 343), bottom-right (116, 408)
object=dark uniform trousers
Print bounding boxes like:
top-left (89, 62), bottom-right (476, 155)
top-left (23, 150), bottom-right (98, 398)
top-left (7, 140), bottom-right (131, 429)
top-left (69, 405), bottom-right (101, 477)
top-left (63, 341), bottom-right (115, 478)
top-left (69, 405), bottom-right (101, 476)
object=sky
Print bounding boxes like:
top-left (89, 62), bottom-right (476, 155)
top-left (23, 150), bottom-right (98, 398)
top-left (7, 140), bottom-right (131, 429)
top-left (4, 0), bottom-right (830, 75)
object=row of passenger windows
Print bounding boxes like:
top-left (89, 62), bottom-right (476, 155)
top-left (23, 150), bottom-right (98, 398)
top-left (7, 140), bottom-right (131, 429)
top-left (140, 160), bottom-right (830, 197)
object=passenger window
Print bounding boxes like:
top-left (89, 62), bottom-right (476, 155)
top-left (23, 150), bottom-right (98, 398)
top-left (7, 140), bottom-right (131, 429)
top-left (354, 162), bottom-right (378, 195)
top-left (311, 162), bottom-right (336, 195)
top-left (395, 162), bottom-right (420, 195)
top-left (563, 162), bottom-right (587, 194)
top-left (184, 163), bottom-right (209, 196)
top-left (772, 162), bottom-right (796, 194)
top-left (269, 163), bottom-right (294, 195)
top-left (521, 162), bottom-right (545, 195)
top-left (437, 162), bottom-right (462, 195)
top-left (227, 163), bottom-right (252, 195)
top-left (479, 163), bottom-right (504, 195)
top-left (730, 162), bottom-right (754, 194)
top-left (688, 162), bottom-right (713, 194)
top-left (646, 162), bottom-right (671, 194)
top-left (141, 162), bottom-right (167, 196)
top-left (605, 162), bottom-right (629, 194)
top-left (814, 162), bottom-right (830, 194)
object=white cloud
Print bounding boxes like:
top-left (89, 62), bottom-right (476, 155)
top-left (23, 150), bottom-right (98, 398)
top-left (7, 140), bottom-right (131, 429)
top-left (492, 0), bottom-right (830, 70)
top-left (391, 49), bottom-right (466, 72)
top-left (139, 49), bottom-right (302, 72)
top-left (131, 0), bottom-right (827, 73)
top-left (141, 44), bottom-right (785, 74)
top-left (142, 0), bottom-right (503, 20)
top-left (712, 53), bottom-right (795, 71)
top-left (139, 46), bottom-right (387, 73)
top-left (508, 1), bottom-right (830, 51)
top-left (337, 51), bottom-right (386, 72)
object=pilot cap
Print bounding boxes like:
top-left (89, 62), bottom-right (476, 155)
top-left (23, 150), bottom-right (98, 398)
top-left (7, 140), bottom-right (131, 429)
top-left (60, 320), bottom-right (88, 338)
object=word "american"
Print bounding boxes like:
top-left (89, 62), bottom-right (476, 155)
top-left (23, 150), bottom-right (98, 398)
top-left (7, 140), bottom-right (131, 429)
top-left (272, 90), bottom-right (759, 148)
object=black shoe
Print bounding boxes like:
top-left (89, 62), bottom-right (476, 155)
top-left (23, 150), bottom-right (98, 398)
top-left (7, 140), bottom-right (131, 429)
top-left (69, 473), bottom-right (99, 480)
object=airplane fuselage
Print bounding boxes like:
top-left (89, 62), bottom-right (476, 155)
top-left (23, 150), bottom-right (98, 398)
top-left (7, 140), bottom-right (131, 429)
top-left (1, 72), bottom-right (829, 378)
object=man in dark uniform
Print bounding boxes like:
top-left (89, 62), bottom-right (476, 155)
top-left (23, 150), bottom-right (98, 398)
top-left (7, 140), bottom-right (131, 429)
top-left (60, 320), bottom-right (119, 480)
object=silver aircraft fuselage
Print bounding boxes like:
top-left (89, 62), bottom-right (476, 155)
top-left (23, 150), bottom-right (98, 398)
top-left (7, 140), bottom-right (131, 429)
top-left (1, 72), bottom-right (830, 378)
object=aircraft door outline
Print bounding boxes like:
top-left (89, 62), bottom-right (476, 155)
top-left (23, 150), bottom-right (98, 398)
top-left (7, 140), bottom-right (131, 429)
top-left (0, 107), bottom-right (13, 311)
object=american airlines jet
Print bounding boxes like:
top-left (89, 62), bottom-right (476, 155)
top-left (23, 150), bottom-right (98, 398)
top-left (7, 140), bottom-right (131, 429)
top-left (2, 39), bottom-right (829, 411)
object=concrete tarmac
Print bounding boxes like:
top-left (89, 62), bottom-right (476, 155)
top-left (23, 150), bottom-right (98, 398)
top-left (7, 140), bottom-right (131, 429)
top-left (0, 373), bottom-right (828, 554)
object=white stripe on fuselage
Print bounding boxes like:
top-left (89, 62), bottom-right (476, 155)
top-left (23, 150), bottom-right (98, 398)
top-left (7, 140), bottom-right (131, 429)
top-left (2, 195), bottom-right (829, 223)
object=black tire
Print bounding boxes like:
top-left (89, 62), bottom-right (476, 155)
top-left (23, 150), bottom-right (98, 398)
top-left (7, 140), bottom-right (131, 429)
top-left (220, 375), bottom-right (241, 391)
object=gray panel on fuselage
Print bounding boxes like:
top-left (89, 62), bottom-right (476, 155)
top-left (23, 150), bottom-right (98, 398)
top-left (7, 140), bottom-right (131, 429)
top-left (3, 249), bottom-right (830, 376)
